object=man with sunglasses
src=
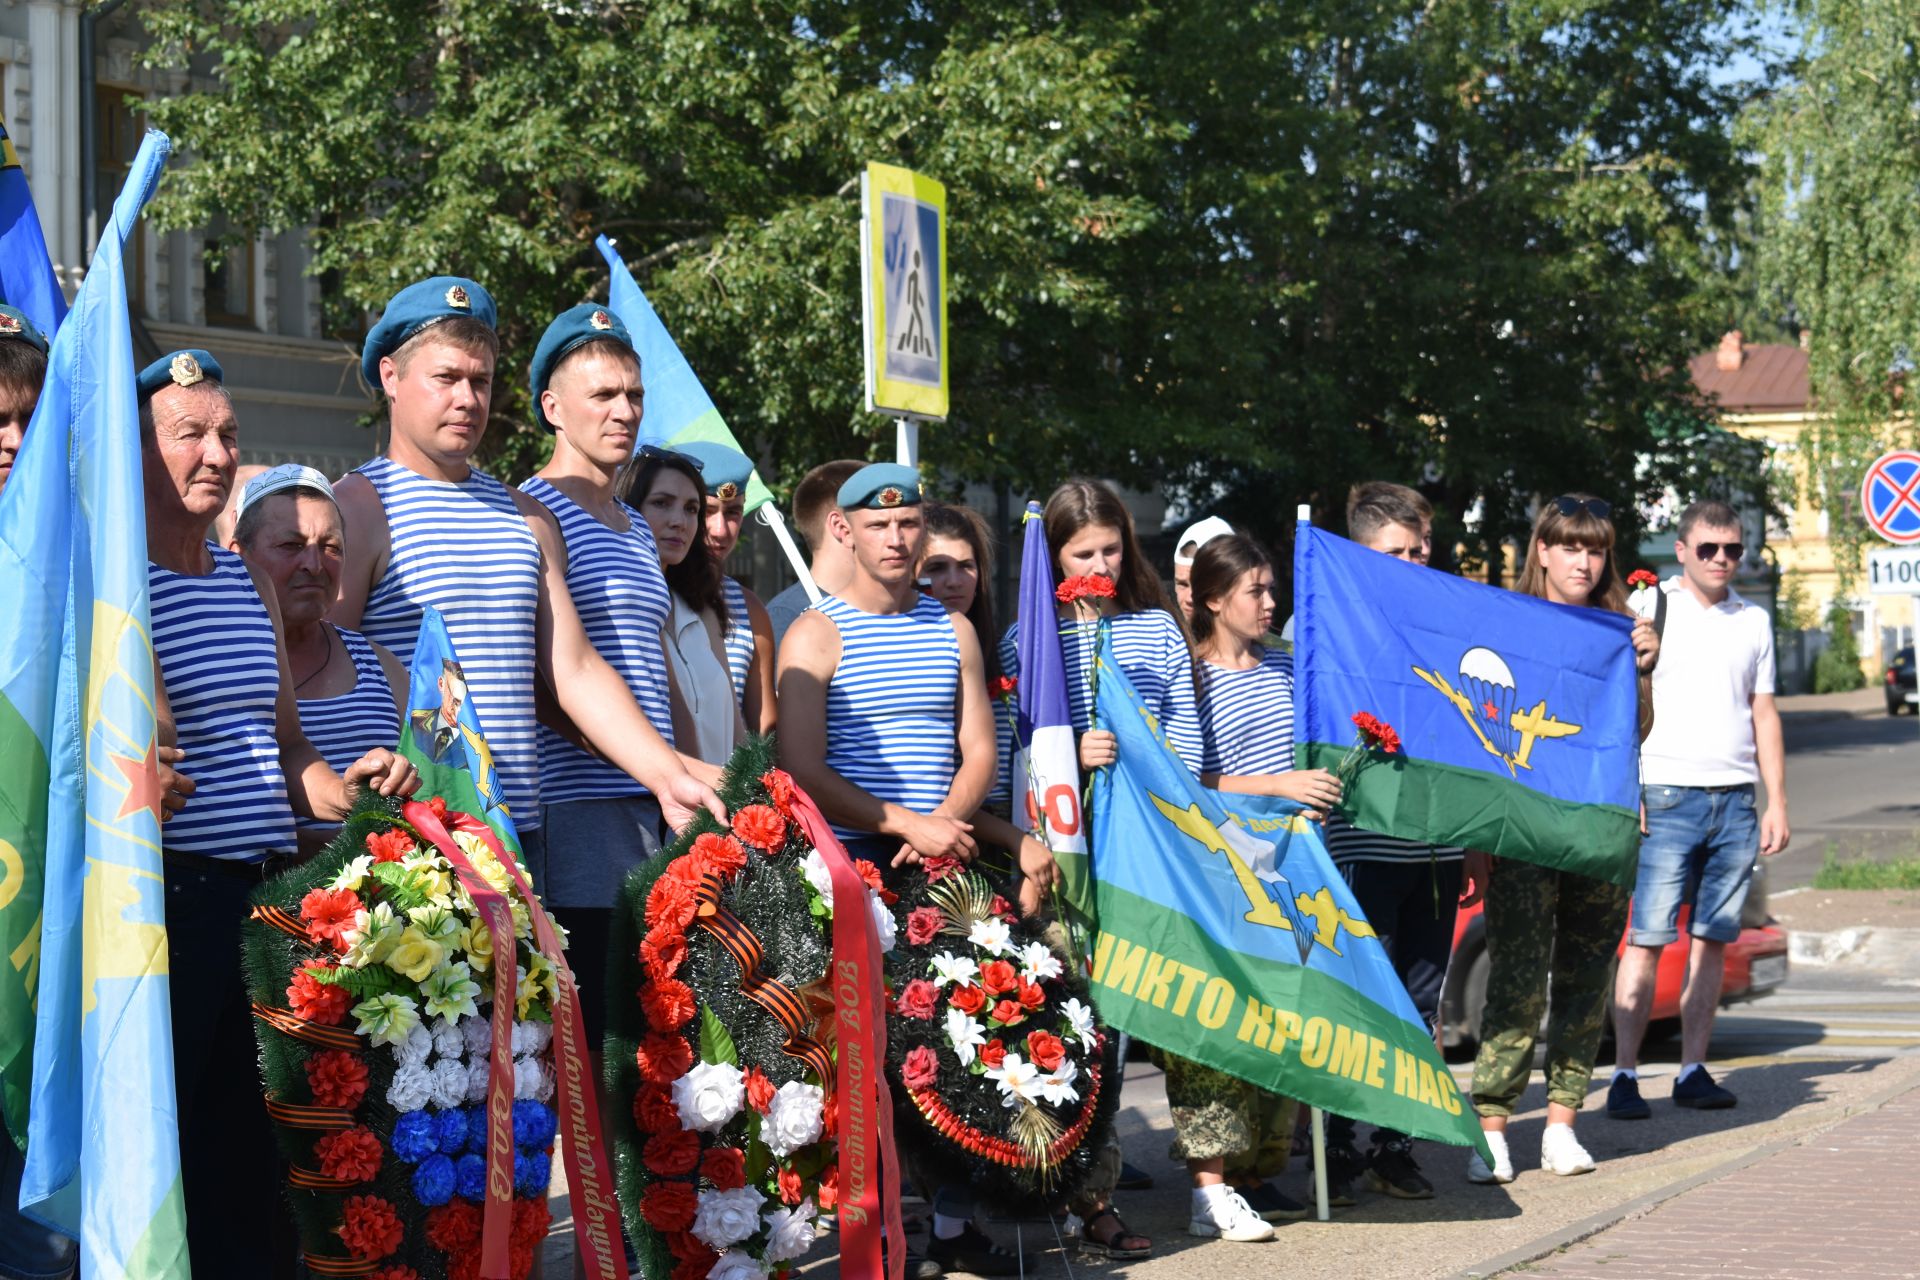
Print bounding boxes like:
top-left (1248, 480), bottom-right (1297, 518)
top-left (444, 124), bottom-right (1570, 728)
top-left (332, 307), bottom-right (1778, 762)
top-left (1610, 498), bottom-right (1787, 1117)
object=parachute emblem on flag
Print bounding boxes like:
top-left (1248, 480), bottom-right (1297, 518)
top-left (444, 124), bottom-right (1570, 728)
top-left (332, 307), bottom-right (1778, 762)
top-left (1414, 646), bottom-right (1583, 777)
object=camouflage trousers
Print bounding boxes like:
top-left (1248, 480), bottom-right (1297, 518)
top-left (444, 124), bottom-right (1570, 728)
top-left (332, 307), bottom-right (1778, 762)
top-left (1470, 859), bottom-right (1630, 1117)
top-left (1160, 1052), bottom-right (1298, 1172)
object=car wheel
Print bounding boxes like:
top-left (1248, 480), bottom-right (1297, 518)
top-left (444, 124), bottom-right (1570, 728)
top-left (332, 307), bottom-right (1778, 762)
top-left (1891, 693), bottom-right (1904, 715)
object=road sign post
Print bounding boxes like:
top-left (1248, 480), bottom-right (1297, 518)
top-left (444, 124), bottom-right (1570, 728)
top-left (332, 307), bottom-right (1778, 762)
top-left (859, 161), bottom-right (948, 467)
top-left (1862, 451), bottom-right (1920, 721)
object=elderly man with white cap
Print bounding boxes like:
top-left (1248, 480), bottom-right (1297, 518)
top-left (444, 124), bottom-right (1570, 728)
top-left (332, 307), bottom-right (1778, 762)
top-left (1172, 514), bottom-right (1234, 620)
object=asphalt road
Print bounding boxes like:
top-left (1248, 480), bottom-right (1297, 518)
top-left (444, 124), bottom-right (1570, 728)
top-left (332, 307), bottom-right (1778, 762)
top-left (1771, 700), bottom-right (1920, 887)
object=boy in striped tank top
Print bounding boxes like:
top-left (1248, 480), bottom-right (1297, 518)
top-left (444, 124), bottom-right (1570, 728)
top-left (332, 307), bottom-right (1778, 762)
top-left (331, 278), bottom-right (725, 889)
top-left (677, 440), bottom-right (777, 733)
top-left (778, 465), bottom-right (1017, 1277)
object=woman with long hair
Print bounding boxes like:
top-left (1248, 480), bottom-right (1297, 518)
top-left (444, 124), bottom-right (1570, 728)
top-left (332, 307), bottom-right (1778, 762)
top-left (1468, 494), bottom-right (1659, 1183)
top-left (678, 441), bottom-right (777, 735)
top-left (919, 502), bottom-right (1004, 683)
top-left (622, 447), bottom-right (747, 765)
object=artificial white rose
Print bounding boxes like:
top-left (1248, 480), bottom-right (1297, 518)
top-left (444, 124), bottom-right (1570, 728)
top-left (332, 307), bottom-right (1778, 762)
top-left (431, 1015), bottom-right (467, 1061)
top-left (430, 1058), bottom-right (469, 1110)
top-left (708, 1252), bottom-right (768, 1280)
top-left (672, 1060), bottom-right (747, 1133)
top-left (386, 1062), bottom-right (433, 1113)
top-left (395, 1020), bottom-right (434, 1068)
top-left (762, 1079), bottom-right (825, 1158)
top-left (465, 1058), bottom-right (491, 1104)
top-left (691, 1186), bottom-right (765, 1250)
top-left (762, 1199), bottom-right (818, 1262)
top-left (801, 849), bottom-right (834, 912)
top-left (867, 891), bottom-right (898, 953)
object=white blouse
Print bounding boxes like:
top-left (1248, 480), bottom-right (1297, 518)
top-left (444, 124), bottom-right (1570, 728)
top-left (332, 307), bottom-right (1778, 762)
top-left (664, 592), bottom-right (743, 765)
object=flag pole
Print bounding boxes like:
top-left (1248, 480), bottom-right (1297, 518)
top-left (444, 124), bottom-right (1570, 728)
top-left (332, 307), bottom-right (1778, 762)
top-left (1297, 503), bottom-right (1331, 1221)
top-left (757, 504), bottom-right (822, 605)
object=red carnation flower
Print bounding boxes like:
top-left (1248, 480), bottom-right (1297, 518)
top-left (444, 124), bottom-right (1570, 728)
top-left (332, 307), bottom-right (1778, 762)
top-left (690, 832), bottom-right (748, 880)
top-left (990, 894), bottom-right (1015, 921)
top-left (1627, 568), bottom-right (1659, 589)
top-left (852, 859), bottom-right (896, 905)
top-left (896, 979), bottom-right (938, 1020)
top-left (988, 675), bottom-right (1018, 700)
top-left (306, 1049), bottom-right (369, 1109)
top-left (371, 1267), bottom-right (419, 1280)
top-left (364, 828), bottom-right (413, 864)
top-left (642, 1129), bottom-right (702, 1177)
top-left (818, 1165), bottom-right (839, 1211)
top-left (979, 959), bottom-right (1018, 996)
top-left (667, 1230), bottom-right (713, 1263)
top-left (510, 1243), bottom-right (536, 1280)
top-left (1016, 979), bottom-right (1046, 1010)
top-left (427, 796), bottom-right (448, 819)
top-left (902, 1045), bottom-right (940, 1089)
top-left (640, 977), bottom-right (698, 1032)
top-left (511, 1196), bottom-right (551, 1248)
top-left (777, 1165), bottom-right (805, 1205)
top-left (1025, 1030), bottom-right (1067, 1072)
top-left (760, 769), bottom-right (798, 819)
top-left (905, 906), bottom-right (945, 947)
top-left (821, 1090), bottom-right (837, 1134)
top-left (731, 804), bottom-right (788, 852)
top-left (634, 1083), bottom-right (681, 1133)
top-left (288, 965), bottom-right (351, 1026)
top-left (978, 1039), bottom-right (1007, 1070)
top-left (922, 855), bottom-right (963, 883)
top-left (1056, 574), bottom-right (1117, 604)
top-left (701, 1146), bottom-right (746, 1191)
top-left (424, 1198), bottom-right (483, 1251)
top-left (950, 985), bottom-right (987, 1016)
top-left (641, 1181), bottom-right (698, 1232)
top-left (314, 1125), bottom-right (384, 1183)
top-left (298, 887), bottom-right (363, 950)
top-left (641, 927), bottom-right (688, 981)
top-left (989, 998), bottom-right (1026, 1027)
top-left (745, 1066), bottom-right (777, 1114)
top-left (636, 1032), bottom-right (694, 1084)
top-left (337, 1194), bottom-right (404, 1260)
top-left (646, 875), bottom-right (699, 932)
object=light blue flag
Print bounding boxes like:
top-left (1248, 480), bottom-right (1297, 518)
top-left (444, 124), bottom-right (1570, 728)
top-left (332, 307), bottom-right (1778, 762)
top-left (7, 129), bottom-right (190, 1276)
top-left (396, 606), bottom-right (522, 857)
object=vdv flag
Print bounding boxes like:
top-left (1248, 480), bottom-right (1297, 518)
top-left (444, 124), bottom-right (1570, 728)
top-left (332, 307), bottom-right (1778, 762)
top-left (595, 235), bottom-right (774, 514)
top-left (1089, 641), bottom-right (1489, 1156)
top-left (9, 129), bottom-right (189, 1275)
top-left (1009, 502), bottom-right (1090, 919)
top-left (1293, 523), bottom-right (1641, 885)
top-left (0, 116), bottom-right (67, 335)
top-left (396, 607), bottom-right (523, 857)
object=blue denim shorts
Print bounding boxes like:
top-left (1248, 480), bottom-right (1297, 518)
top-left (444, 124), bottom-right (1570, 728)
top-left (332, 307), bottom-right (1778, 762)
top-left (1630, 783), bottom-right (1759, 946)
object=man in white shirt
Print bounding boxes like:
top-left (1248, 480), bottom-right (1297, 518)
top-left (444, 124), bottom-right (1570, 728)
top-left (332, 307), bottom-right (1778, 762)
top-left (1610, 499), bottom-right (1788, 1116)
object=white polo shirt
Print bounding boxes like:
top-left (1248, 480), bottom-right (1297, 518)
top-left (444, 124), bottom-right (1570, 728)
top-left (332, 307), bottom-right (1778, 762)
top-left (1641, 576), bottom-right (1776, 787)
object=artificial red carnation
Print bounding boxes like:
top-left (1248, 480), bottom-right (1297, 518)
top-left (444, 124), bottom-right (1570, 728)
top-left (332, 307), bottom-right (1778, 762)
top-left (298, 887), bottom-right (363, 949)
top-left (701, 1146), bottom-right (746, 1190)
top-left (989, 999), bottom-right (1026, 1027)
top-left (446, 1256), bottom-right (480, 1280)
top-left (978, 1039), bottom-right (1007, 1070)
top-left (979, 960), bottom-right (1018, 996)
top-left (641, 1181), bottom-right (698, 1232)
top-left (640, 977), bottom-right (698, 1031)
top-left (744, 1066), bottom-right (777, 1114)
top-left (731, 804), bottom-right (787, 852)
top-left (817, 1165), bottom-right (839, 1211)
top-left (634, 1083), bottom-right (681, 1133)
top-left (902, 1045), bottom-right (940, 1089)
top-left (693, 832), bottom-right (749, 880)
top-left (896, 979), bottom-right (938, 1020)
top-left (641, 927), bottom-right (688, 980)
top-left (673, 1257), bottom-right (717, 1280)
top-left (821, 1090), bottom-right (837, 1134)
top-left (646, 875), bottom-right (699, 933)
top-left (922, 855), bottom-right (963, 883)
top-left (949, 985), bottom-right (986, 1016)
top-left (306, 1049), bottom-right (369, 1109)
top-left (314, 1125), bottom-right (384, 1183)
top-left (664, 853), bottom-right (708, 889)
top-left (1017, 979), bottom-right (1047, 1010)
top-left (427, 796), bottom-right (448, 819)
top-left (636, 1032), bottom-right (694, 1084)
top-left (424, 1198), bottom-right (483, 1251)
top-left (777, 1165), bottom-right (806, 1205)
top-left (1025, 1031), bottom-right (1067, 1072)
top-left (371, 1267), bottom-right (419, 1280)
top-left (337, 1194), bottom-right (404, 1260)
top-left (287, 965), bottom-right (351, 1026)
top-left (511, 1196), bottom-right (551, 1248)
top-left (643, 1129), bottom-right (702, 1177)
top-left (852, 858), bottom-right (898, 905)
top-left (760, 769), bottom-right (798, 818)
top-left (666, 1230), bottom-right (712, 1263)
top-left (509, 1241), bottom-right (535, 1280)
top-left (365, 828), bottom-right (413, 863)
top-left (905, 907), bottom-right (945, 947)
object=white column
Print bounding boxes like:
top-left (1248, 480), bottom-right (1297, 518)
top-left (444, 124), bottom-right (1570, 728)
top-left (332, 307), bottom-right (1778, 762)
top-left (24, 0), bottom-right (81, 294)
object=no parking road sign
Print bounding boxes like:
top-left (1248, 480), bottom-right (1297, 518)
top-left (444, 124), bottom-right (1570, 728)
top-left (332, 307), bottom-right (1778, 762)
top-left (1861, 450), bottom-right (1920, 546)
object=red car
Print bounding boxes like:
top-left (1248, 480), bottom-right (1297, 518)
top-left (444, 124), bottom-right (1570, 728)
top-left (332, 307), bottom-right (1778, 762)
top-left (1439, 870), bottom-right (1789, 1054)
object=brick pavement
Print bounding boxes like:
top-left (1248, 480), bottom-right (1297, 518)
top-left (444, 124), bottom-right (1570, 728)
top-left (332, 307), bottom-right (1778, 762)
top-left (1516, 1082), bottom-right (1920, 1278)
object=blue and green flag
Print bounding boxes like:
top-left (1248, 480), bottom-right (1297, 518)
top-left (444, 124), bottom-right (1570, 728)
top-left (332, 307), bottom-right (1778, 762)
top-left (1089, 641), bottom-right (1489, 1155)
top-left (396, 606), bottom-right (522, 856)
top-left (0, 115), bottom-right (67, 335)
top-left (6, 128), bottom-right (188, 1274)
top-left (1293, 523), bottom-right (1642, 886)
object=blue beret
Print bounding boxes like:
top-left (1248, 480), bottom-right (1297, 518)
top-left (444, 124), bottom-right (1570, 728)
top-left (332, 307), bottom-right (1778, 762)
top-left (675, 441), bottom-right (754, 500)
top-left (0, 305), bottom-right (48, 355)
top-left (528, 303), bottom-right (634, 432)
top-left (137, 349), bottom-right (224, 403)
top-left (360, 276), bottom-right (496, 388)
top-left (836, 463), bottom-right (922, 511)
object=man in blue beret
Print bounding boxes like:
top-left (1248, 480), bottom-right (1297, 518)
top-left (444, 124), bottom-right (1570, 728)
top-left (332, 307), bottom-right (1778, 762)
top-left (0, 303), bottom-right (48, 495)
top-left (676, 440), bottom-right (776, 733)
top-left (777, 463), bottom-right (1015, 1277)
top-left (332, 281), bottom-right (724, 887)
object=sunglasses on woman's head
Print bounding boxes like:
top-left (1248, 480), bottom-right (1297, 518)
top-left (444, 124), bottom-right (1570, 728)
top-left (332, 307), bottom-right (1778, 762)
top-left (1692, 541), bottom-right (1743, 562)
top-left (637, 443), bottom-right (704, 472)
top-left (1550, 496), bottom-right (1612, 519)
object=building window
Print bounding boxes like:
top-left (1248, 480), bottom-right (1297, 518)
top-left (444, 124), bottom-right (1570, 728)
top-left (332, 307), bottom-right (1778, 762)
top-left (204, 216), bottom-right (254, 328)
top-left (95, 84), bottom-right (146, 304)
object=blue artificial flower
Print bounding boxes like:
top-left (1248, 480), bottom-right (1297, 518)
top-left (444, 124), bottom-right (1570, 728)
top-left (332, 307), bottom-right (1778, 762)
top-left (391, 1110), bottom-right (438, 1164)
top-left (454, 1152), bottom-right (488, 1202)
top-left (464, 1104), bottom-right (489, 1154)
top-left (512, 1100), bottom-right (557, 1150)
top-left (412, 1153), bottom-right (456, 1207)
top-left (435, 1107), bottom-right (468, 1155)
top-left (513, 1151), bottom-right (552, 1198)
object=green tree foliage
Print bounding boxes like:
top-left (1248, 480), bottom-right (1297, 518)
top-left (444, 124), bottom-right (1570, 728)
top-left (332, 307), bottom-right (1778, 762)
top-left (1812, 602), bottom-right (1866, 692)
top-left (135, 1), bottom-right (1766, 566)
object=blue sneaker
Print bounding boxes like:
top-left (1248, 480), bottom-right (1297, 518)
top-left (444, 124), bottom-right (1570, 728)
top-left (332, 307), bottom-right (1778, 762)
top-left (1607, 1074), bottom-right (1651, 1119)
top-left (1672, 1066), bottom-right (1737, 1110)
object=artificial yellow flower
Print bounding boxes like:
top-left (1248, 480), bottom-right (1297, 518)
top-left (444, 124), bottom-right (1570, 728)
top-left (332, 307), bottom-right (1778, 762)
top-left (384, 926), bottom-right (448, 984)
top-left (453, 830), bottom-right (516, 898)
top-left (464, 918), bottom-right (495, 974)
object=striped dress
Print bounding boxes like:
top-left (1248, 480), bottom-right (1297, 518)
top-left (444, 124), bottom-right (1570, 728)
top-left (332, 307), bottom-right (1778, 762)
top-left (150, 545), bottom-right (296, 860)
top-left (819, 593), bottom-right (960, 845)
top-left (721, 576), bottom-right (755, 713)
top-left (295, 627), bottom-right (400, 830)
top-left (518, 477), bottom-right (674, 803)
top-left (354, 457), bottom-right (543, 827)
top-left (998, 608), bottom-right (1203, 782)
top-left (1199, 647), bottom-right (1296, 776)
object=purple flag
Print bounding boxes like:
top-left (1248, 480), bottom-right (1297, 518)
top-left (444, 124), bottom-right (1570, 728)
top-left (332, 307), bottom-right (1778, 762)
top-left (1012, 502), bottom-right (1091, 918)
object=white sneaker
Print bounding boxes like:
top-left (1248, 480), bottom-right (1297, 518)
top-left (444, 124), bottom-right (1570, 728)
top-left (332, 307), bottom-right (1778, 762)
top-left (1466, 1130), bottom-right (1515, 1184)
top-left (1188, 1190), bottom-right (1277, 1242)
top-left (1540, 1123), bottom-right (1596, 1176)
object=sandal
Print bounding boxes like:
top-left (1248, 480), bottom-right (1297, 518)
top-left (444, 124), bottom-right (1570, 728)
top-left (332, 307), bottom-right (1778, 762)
top-left (1078, 1208), bottom-right (1152, 1260)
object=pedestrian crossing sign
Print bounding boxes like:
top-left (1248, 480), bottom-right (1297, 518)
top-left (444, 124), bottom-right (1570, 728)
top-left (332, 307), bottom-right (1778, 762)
top-left (860, 161), bottom-right (948, 420)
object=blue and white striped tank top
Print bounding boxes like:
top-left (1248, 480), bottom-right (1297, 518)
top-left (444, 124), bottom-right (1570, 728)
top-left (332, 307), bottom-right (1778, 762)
top-left (518, 477), bottom-right (674, 804)
top-left (355, 457), bottom-right (543, 826)
top-left (150, 545), bottom-right (296, 860)
top-left (998, 608), bottom-right (1202, 774)
top-left (1199, 648), bottom-right (1296, 776)
top-left (820, 593), bottom-right (960, 844)
top-left (721, 576), bottom-right (755, 713)
top-left (295, 627), bottom-right (400, 829)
